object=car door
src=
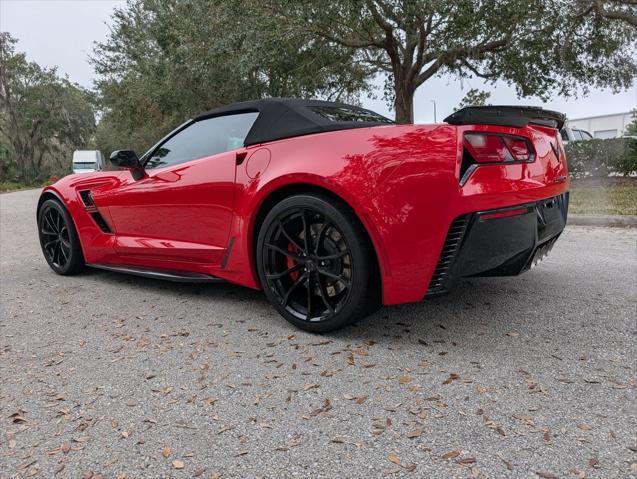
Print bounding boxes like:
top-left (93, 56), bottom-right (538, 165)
top-left (94, 112), bottom-right (258, 266)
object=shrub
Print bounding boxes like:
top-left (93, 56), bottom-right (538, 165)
top-left (565, 137), bottom-right (637, 178)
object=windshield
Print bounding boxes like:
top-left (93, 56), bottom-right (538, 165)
top-left (73, 162), bottom-right (97, 169)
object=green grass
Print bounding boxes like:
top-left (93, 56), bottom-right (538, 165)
top-left (0, 179), bottom-right (53, 193)
top-left (569, 185), bottom-right (637, 216)
top-left (0, 181), bottom-right (36, 193)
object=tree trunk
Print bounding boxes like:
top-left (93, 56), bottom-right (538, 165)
top-left (394, 80), bottom-right (415, 124)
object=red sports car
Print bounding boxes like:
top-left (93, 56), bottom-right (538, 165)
top-left (37, 99), bottom-right (569, 332)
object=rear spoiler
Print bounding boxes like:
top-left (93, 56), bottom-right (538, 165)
top-left (444, 105), bottom-right (566, 130)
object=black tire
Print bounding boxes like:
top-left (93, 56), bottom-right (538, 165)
top-left (256, 193), bottom-right (380, 333)
top-left (38, 198), bottom-right (85, 275)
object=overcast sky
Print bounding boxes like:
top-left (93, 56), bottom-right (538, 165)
top-left (2, 0), bottom-right (636, 123)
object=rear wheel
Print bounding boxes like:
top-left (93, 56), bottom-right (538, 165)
top-left (38, 198), bottom-right (85, 275)
top-left (256, 194), bottom-right (380, 333)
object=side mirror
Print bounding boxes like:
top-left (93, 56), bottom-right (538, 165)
top-left (110, 150), bottom-right (146, 180)
top-left (110, 150), bottom-right (140, 168)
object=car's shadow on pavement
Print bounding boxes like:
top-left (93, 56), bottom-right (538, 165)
top-left (81, 265), bottom-right (549, 347)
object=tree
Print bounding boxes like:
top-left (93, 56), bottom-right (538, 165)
top-left (456, 88), bottom-right (491, 110)
top-left (271, 0), bottom-right (637, 123)
top-left (0, 33), bottom-right (95, 182)
top-left (625, 109), bottom-right (637, 136)
top-left (91, 0), bottom-right (373, 156)
top-left (585, 0), bottom-right (637, 27)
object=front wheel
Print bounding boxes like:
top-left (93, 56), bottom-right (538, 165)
top-left (38, 198), bottom-right (85, 275)
top-left (256, 194), bottom-right (380, 333)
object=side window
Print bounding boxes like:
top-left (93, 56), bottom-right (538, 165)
top-left (145, 112), bottom-right (259, 169)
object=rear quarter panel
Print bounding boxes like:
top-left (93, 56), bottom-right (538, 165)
top-left (224, 124), bottom-right (460, 304)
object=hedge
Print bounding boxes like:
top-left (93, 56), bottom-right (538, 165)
top-left (565, 137), bottom-right (637, 178)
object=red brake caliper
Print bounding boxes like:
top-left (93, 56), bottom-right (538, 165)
top-left (287, 243), bottom-right (300, 281)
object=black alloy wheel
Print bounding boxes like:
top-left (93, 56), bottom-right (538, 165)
top-left (38, 199), bottom-right (84, 275)
top-left (257, 194), bottom-right (380, 332)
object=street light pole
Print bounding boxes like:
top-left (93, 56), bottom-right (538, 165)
top-left (431, 100), bottom-right (437, 123)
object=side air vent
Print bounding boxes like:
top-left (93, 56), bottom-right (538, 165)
top-left (79, 190), bottom-right (95, 207)
top-left (79, 190), bottom-right (112, 233)
top-left (427, 214), bottom-right (471, 296)
top-left (90, 212), bottom-right (112, 233)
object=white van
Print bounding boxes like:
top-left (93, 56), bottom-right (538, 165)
top-left (72, 150), bottom-right (104, 174)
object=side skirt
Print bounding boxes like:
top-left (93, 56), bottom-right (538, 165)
top-left (87, 264), bottom-right (225, 283)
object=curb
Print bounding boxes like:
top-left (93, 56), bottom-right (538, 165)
top-left (568, 214), bottom-right (637, 228)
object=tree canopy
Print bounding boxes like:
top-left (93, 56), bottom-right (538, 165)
top-left (92, 0), bottom-right (636, 143)
top-left (0, 33), bottom-right (95, 182)
top-left (456, 88), bottom-right (492, 110)
top-left (91, 0), bottom-right (373, 155)
top-left (271, 0), bottom-right (637, 122)
top-left (626, 109), bottom-right (637, 136)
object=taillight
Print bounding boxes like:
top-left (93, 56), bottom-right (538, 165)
top-left (502, 136), bottom-right (532, 161)
top-left (463, 133), bottom-right (534, 163)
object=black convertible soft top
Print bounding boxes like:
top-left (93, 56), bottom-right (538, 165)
top-left (194, 98), bottom-right (394, 146)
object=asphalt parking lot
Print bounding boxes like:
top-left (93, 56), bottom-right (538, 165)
top-left (1, 188), bottom-right (636, 479)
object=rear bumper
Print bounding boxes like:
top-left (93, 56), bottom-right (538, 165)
top-left (427, 192), bottom-right (568, 296)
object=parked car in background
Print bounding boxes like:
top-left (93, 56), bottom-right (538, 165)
top-left (72, 150), bottom-right (104, 174)
top-left (560, 124), bottom-right (593, 143)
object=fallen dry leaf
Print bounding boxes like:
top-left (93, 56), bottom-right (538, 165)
top-left (442, 450), bottom-right (460, 460)
top-left (9, 411), bottom-right (27, 423)
top-left (406, 428), bottom-right (422, 439)
top-left (172, 459), bottom-right (185, 469)
top-left (162, 447), bottom-right (171, 458)
top-left (387, 453), bottom-right (401, 465)
top-left (442, 373), bottom-right (460, 385)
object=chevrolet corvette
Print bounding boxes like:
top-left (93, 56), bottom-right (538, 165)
top-left (37, 99), bottom-right (569, 332)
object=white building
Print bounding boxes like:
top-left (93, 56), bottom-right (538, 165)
top-left (568, 111), bottom-right (634, 139)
